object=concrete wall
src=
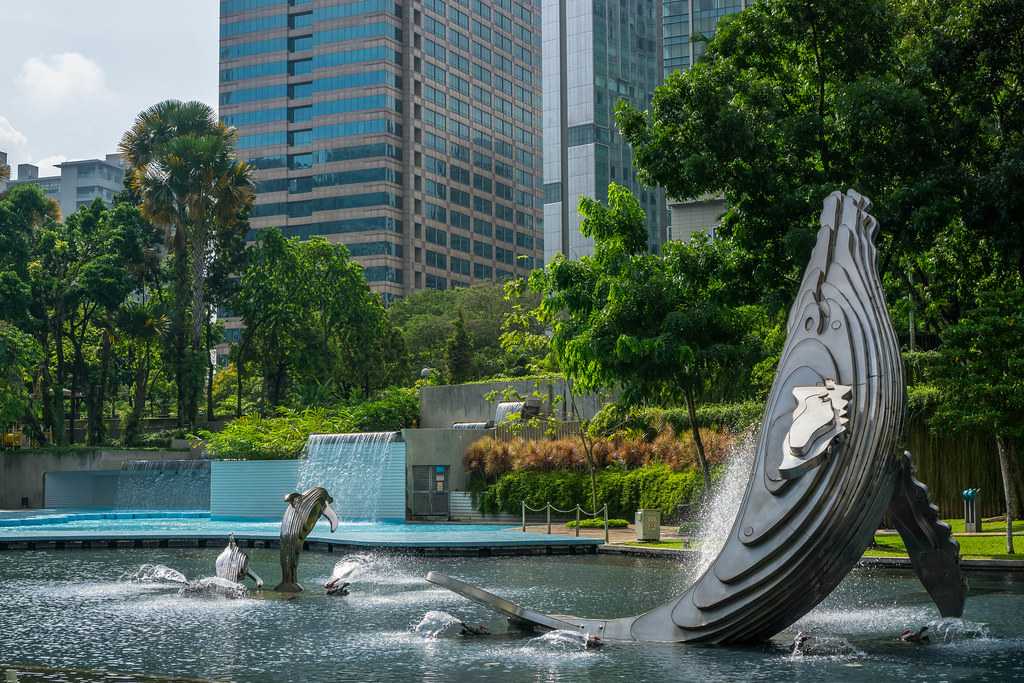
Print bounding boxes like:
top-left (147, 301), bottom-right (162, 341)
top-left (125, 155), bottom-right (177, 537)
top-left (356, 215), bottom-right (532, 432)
top-left (402, 428), bottom-right (491, 495)
top-left (211, 460), bottom-right (299, 519)
top-left (419, 378), bottom-right (604, 428)
top-left (0, 449), bottom-right (196, 509)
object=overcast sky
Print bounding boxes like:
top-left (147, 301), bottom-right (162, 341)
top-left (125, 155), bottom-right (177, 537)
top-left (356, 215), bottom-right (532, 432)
top-left (0, 2), bottom-right (219, 178)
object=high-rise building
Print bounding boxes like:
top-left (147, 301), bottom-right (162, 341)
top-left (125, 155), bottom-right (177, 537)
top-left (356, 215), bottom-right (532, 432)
top-left (8, 155), bottom-right (125, 218)
top-left (662, 0), bottom-right (746, 77)
top-left (219, 0), bottom-right (545, 303)
top-left (0, 151), bottom-right (9, 192)
top-left (542, 0), bottom-right (665, 262)
top-left (662, 1), bottom-right (746, 239)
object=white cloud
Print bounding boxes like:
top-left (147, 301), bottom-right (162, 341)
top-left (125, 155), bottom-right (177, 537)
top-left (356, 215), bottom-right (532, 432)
top-left (31, 154), bottom-right (68, 178)
top-left (16, 53), bottom-right (109, 109)
top-left (0, 116), bottom-right (29, 150)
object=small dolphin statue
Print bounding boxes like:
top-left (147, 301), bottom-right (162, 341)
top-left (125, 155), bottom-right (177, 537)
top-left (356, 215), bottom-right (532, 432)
top-left (275, 486), bottom-right (339, 593)
top-left (324, 558), bottom-right (362, 596)
top-left (899, 626), bottom-right (930, 644)
top-left (216, 534), bottom-right (263, 588)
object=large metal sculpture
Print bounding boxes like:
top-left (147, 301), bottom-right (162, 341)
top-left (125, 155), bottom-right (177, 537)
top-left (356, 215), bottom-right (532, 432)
top-left (274, 486), bottom-right (339, 593)
top-left (428, 190), bottom-right (966, 643)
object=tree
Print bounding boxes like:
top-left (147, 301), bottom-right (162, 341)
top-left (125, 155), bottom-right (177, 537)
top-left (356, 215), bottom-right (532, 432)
top-left (616, 0), bottom-right (963, 314)
top-left (930, 279), bottom-right (1024, 553)
top-left (445, 312), bottom-right (473, 383)
top-left (234, 229), bottom-right (404, 410)
top-left (0, 322), bottom-right (41, 432)
top-left (530, 185), bottom-right (759, 494)
top-left (120, 100), bottom-right (254, 426)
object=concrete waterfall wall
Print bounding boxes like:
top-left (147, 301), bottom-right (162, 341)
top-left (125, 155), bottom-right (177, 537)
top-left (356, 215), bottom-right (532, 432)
top-left (0, 449), bottom-right (197, 509)
top-left (210, 444), bottom-right (407, 521)
top-left (419, 378), bottom-right (604, 428)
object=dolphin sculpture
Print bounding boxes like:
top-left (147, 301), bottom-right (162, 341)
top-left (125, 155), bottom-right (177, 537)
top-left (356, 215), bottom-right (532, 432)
top-left (216, 534), bottom-right (263, 588)
top-left (427, 190), bottom-right (966, 643)
top-left (324, 558), bottom-right (363, 595)
top-left (274, 486), bottom-right (340, 593)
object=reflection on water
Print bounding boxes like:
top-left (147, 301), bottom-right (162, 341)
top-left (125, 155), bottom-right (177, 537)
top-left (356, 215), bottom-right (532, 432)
top-left (1, 548), bottom-right (1022, 682)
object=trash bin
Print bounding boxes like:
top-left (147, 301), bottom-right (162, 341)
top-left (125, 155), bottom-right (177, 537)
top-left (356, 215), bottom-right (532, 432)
top-left (636, 509), bottom-right (661, 542)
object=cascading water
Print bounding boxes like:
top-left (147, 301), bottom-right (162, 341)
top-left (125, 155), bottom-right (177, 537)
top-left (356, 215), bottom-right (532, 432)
top-left (494, 401), bottom-right (524, 425)
top-left (682, 430), bottom-right (758, 586)
top-left (298, 432), bottom-right (400, 520)
top-left (114, 460), bottom-right (210, 510)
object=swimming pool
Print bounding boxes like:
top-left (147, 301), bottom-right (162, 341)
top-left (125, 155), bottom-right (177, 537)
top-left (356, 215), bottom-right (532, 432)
top-left (0, 510), bottom-right (601, 549)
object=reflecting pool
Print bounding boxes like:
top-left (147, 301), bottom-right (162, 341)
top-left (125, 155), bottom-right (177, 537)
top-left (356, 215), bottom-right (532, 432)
top-left (0, 549), bottom-right (1021, 682)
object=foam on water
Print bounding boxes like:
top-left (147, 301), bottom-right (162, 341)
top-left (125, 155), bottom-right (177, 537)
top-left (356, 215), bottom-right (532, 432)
top-left (415, 610), bottom-right (465, 638)
top-left (120, 563), bottom-right (188, 585)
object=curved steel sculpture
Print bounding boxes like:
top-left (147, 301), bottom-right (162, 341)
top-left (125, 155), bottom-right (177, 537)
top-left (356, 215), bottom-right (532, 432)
top-left (216, 534), bottom-right (264, 588)
top-left (274, 486), bottom-right (339, 593)
top-left (428, 190), bottom-right (966, 643)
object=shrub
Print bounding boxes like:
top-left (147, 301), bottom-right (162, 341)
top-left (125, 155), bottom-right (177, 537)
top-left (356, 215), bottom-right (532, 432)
top-left (464, 427), bottom-right (733, 480)
top-left (199, 387), bottom-right (419, 459)
top-left (566, 518), bottom-right (629, 529)
top-left (477, 464), bottom-right (706, 519)
top-left (589, 401), bottom-right (762, 437)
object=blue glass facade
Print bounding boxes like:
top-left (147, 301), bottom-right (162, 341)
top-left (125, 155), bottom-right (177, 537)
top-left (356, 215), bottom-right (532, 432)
top-left (220, 0), bottom-right (543, 300)
top-left (663, 0), bottom-right (746, 77)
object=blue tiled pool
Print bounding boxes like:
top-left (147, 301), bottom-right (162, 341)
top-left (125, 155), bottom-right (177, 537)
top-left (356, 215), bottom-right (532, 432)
top-left (0, 510), bottom-right (601, 548)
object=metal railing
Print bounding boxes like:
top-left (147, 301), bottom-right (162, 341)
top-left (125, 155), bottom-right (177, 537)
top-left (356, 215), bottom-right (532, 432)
top-left (521, 500), bottom-right (609, 544)
top-left (495, 420), bottom-right (582, 443)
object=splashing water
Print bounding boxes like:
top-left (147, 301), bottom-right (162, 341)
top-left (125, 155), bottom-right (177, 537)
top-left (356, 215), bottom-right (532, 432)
top-left (120, 564), bottom-right (188, 585)
top-left (179, 577), bottom-right (247, 599)
top-left (531, 630), bottom-right (599, 651)
top-left (298, 432), bottom-right (401, 520)
top-left (928, 618), bottom-right (991, 643)
top-left (414, 611), bottom-right (465, 639)
top-left (683, 429), bottom-right (757, 586)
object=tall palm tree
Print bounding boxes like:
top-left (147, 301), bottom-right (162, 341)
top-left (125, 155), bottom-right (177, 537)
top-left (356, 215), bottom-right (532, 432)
top-left (119, 100), bottom-right (254, 425)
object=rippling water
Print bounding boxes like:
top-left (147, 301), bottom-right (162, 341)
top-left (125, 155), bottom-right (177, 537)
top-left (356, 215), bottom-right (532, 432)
top-left (1, 549), bottom-right (1021, 682)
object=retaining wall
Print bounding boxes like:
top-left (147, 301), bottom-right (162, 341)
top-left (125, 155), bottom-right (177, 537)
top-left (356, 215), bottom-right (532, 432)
top-left (419, 379), bottom-right (603, 428)
top-left (0, 449), bottom-right (197, 509)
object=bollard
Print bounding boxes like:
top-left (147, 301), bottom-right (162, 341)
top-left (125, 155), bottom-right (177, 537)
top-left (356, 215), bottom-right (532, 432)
top-left (963, 488), bottom-right (982, 533)
top-left (603, 504), bottom-right (609, 545)
top-left (521, 500), bottom-right (526, 533)
top-left (575, 506), bottom-right (581, 537)
top-left (546, 502), bottom-right (551, 535)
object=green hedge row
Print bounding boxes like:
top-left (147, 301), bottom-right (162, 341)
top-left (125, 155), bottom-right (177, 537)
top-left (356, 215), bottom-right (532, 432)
top-left (199, 387), bottom-right (418, 459)
top-left (477, 464), bottom-right (706, 519)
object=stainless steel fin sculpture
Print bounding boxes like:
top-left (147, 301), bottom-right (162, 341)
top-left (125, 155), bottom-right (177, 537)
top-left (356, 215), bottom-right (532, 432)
top-left (427, 190), bottom-right (966, 643)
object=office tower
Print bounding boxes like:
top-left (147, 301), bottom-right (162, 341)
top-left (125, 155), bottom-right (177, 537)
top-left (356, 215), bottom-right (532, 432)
top-left (0, 151), bottom-right (8, 192)
top-left (662, 1), bottom-right (747, 239)
top-left (542, 0), bottom-right (665, 262)
top-left (8, 155), bottom-right (125, 218)
top-left (219, 0), bottom-right (545, 303)
top-left (663, 0), bottom-right (746, 77)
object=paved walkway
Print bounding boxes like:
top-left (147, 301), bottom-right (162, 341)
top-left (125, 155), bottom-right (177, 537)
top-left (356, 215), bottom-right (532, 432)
top-left (517, 523), bottom-right (683, 544)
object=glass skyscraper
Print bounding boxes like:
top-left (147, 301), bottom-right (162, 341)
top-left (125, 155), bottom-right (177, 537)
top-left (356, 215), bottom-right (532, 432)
top-left (219, 0), bottom-right (544, 302)
top-left (542, 0), bottom-right (665, 261)
top-left (663, 0), bottom-right (746, 77)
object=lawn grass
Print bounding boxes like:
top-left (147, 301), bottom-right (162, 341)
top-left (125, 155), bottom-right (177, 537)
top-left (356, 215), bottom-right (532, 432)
top-left (941, 517), bottom-right (1024, 534)
top-left (625, 528), bottom-right (1024, 560)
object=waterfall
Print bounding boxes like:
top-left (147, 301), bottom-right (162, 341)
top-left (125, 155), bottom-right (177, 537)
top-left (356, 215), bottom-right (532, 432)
top-left (494, 401), bottom-right (524, 425)
top-left (298, 432), bottom-right (401, 520)
top-left (683, 430), bottom-right (757, 585)
top-left (114, 460), bottom-right (210, 510)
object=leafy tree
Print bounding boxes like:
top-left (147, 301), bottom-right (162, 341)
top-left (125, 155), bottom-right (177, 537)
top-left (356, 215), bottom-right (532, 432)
top-left (530, 185), bottom-right (759, 493)
top-left (616, 0), bottom-right (962, 313)
top-left (930, 279), bottom-right (1024, 552)
top-left (0, 322), bottom-right (41, 432)
top-left (445, 312), bottom-right (473, 383)
top-left (120, 100), bottom-right (254, 426)
top-left (234, 229), bottom-right (404, 411)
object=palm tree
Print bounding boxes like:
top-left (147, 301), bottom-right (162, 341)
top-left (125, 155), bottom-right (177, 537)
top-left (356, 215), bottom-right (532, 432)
top-left (119, 100), bottom-right (254, 426)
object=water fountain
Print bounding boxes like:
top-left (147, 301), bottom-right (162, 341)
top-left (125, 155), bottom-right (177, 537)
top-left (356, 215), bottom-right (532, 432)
top-left (298, 432), bottom-right (402, 520)
top-left (114, 460), bottom-right (210, 510)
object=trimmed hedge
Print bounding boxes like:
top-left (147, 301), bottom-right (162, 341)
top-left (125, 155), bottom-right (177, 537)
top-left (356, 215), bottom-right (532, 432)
top-left (566, 518), bottom-right (629, 529)
top-left (477, 464), bottom-right (706, 520)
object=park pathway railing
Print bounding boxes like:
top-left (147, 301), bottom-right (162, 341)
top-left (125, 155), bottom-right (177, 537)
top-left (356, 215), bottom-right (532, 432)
top-left (521, 500), bottom-right (609, 544)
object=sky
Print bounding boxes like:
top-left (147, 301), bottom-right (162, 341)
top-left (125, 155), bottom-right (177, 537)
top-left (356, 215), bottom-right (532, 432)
top-left (0, 2), bottom-right (219, 178)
